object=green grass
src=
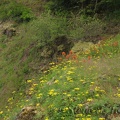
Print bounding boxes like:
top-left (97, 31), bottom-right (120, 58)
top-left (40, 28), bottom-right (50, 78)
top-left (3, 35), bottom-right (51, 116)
top-left (0, 14), bottom-right (69, 113)
top-left (0, 34), bottom-right (120, 120)
top-left (0, 1), bottom-right (120, 120)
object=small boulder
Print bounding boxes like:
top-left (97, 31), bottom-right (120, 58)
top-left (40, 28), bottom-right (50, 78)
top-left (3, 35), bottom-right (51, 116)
top-left (15, 106), bottom-right (37, 120)
top-left (3, 27), bottom-right (16, 38)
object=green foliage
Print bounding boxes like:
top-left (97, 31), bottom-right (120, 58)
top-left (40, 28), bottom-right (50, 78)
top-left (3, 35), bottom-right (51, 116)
top-left (46, 0), bottom-right (120, 16)
top-left (69, 16), bottom-right (105, 43)
top-left (0, 1), bottom-right (34, 22)
top-left (22, 14), bottom-right (68, 47)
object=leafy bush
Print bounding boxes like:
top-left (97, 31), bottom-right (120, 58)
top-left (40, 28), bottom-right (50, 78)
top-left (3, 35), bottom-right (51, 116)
top-left (46, 0), bottom-right (120, 16)
top-left (0, 1), bottom-right (34, 22)
top-left (69, 16), bottom-right (105, 43)
top-left (16, 14), bottom-right (71, 71)
top-left (22, 14), bottom-right (68, 47)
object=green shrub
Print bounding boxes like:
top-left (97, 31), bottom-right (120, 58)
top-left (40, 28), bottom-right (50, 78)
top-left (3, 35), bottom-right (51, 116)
top-left (69, 16), bottom-right (105, 43)
top-left (22, 14), bottom-right (68, 47)
top-left (0, 1), bottom-right (34, 22)
top-left (46, 0), bottom-right (120, 16)
top-left (15, 14), bottom-right (70, 69)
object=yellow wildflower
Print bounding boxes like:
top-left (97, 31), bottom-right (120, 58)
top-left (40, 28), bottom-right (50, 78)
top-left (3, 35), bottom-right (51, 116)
top-left (95, 86), bottom-right (100, 91)
top-left (63, 107), bottom-right (69, 112)
top-left (76, 114), bottom-right (83, 117)
top-left (117, 93), bottom-right (120, 97)
top-left (91, 82), bottom-right (94, 84)
top-left (49, 62), bottom-right (55, 65)
top-left (29, 87), bottom-right (34, 91)
top-left (75, 118), bottom-right (80, 120)
top-left (54, 80), bottom-right (59, 84)
top-left (26, 99), bottom-right (29, 102)
top-left (33, 83), bottom-right (38, 86)
top-left (27, 80), bottom-right (32, 83)
top-left (7, 97), bottom-right (13, 102)
top-left (67, 71), bottom-right (74, 75)
top-left (36, 103), bottom-right (40, 107)
top-left (99, 118), bottom-right (105, 120)
top-left (45, 117), bottom-right (49, 120)
top-left (78, 104), bottom-right (83, 107)
top-left (0, 111), bottom-right (3, 114)
top-left (48, 89), bottom-right (57, 96)
top-left (74, 88), bottom-right (80, 91)
top-left (87, 98), bottom-right (93, 102)
top-left (80, 80), bottom-right (85, 82)
top-left (95, 94), bottom-right (99, 97)
top-left (37, 93), bottom-right (43, 99)
top-left (86, 118), bottom-right (91, 120)
top-left (67, 94), bottom-right (71, 97)
top-left (100, 90), bottom-right (106, 93)
top-left (63, 92), bottom-right (67, 95)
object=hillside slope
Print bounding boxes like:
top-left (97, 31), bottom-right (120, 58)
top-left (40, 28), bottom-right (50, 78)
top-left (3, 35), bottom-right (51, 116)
top-left (0, 28), bottom-right (120, 119)
top-left (0, 1), bottom-right (120, 120)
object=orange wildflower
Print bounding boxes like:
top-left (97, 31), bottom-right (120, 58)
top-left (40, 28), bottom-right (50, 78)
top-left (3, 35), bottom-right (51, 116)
top-left (66, 54), bottom-right (70, 59)
top-left (112, 41), bottom-right (118, 47)
top-left (69, 50), bottom-right (73, 54)
top-left (72, 55), bottom-right (77, 60)
top-left (62, 52), bottom-right (66, 56)
top-left (88, 56), bottom-right (91, 60)
top-left (57, 57), bottom-right (62, 61)
top-left (83, 59), bottom-right (86, 63)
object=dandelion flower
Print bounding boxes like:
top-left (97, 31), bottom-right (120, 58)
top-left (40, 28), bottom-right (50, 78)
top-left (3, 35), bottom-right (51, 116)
top-left (78, 104), bottom-right (83, 107)
top-left (87, 98), bottom-right (93, 102)
top-left (74, 88), bottom-right (80, 91)
top-left (27, 80), bottom-right (32, 83)
top-left (99, 118), bottom-right (105, 120)
top-left (0, 111), bottom-right (3, 114)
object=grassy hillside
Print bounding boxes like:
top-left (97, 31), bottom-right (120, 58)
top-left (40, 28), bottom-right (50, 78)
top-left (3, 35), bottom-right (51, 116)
top-left (0, 1), bottom-right (120, 120)
top-left (0, 31), bottom-right (120, 119)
